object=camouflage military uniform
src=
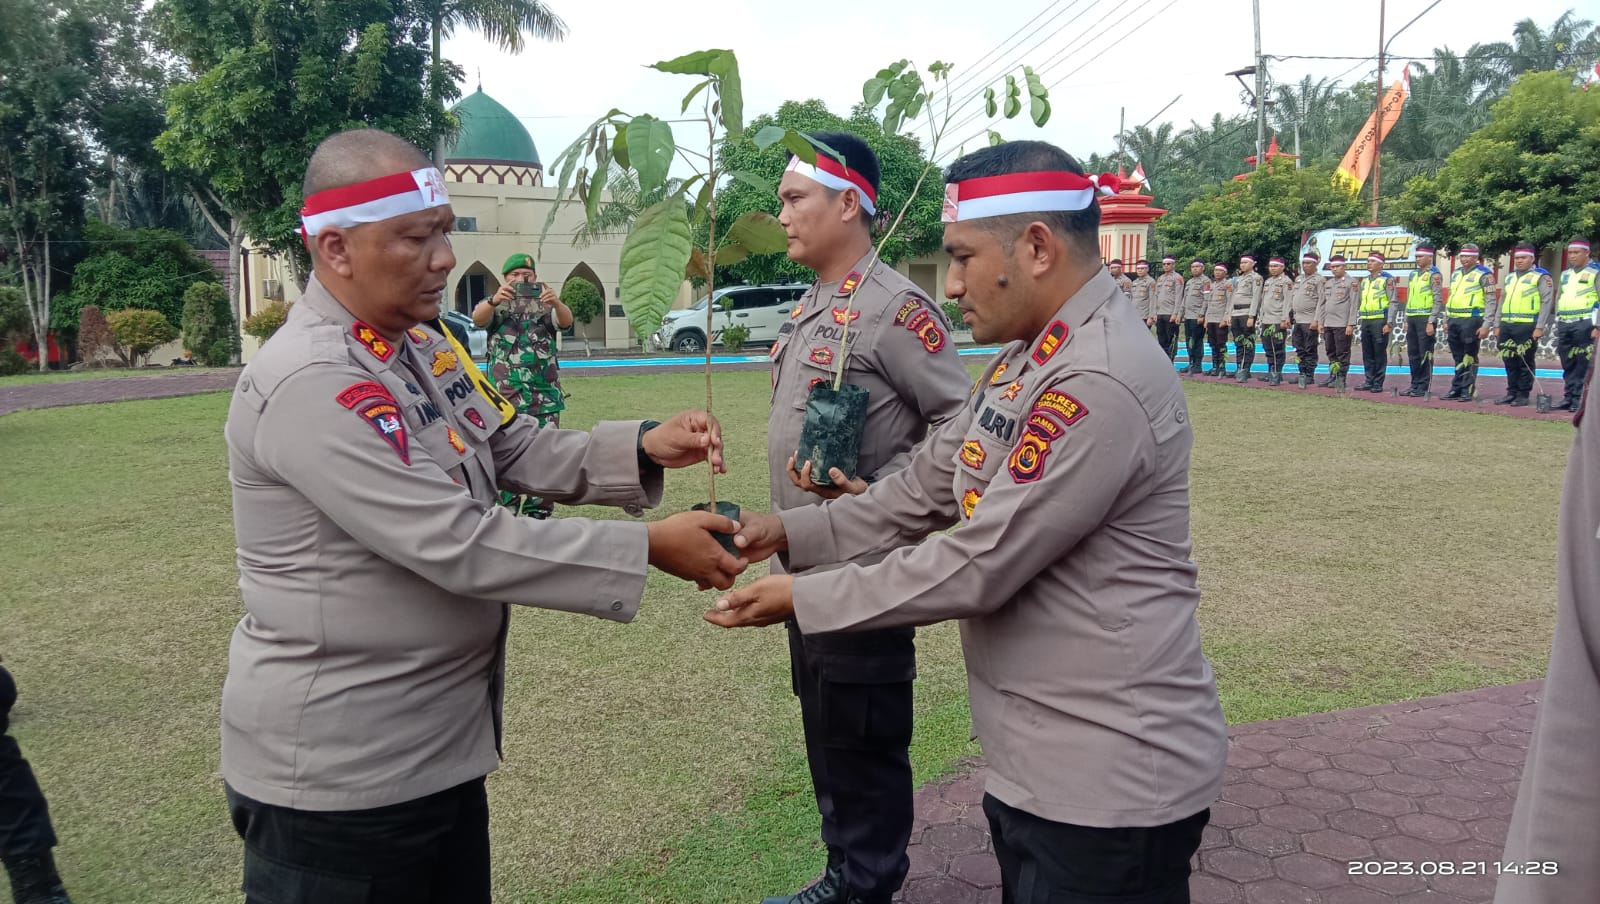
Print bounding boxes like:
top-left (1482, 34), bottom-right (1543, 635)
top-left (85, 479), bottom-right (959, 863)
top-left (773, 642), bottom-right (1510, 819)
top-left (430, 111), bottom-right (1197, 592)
top-left (486, 299), bottom-right (565, 516)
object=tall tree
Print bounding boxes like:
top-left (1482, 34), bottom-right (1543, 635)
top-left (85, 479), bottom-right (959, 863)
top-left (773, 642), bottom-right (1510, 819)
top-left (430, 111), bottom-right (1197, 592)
top-left (1392, 70), bottom-right (1600, 256)
top-left (154, 0), bottom-right (458, 332)
top-left (1482, 10), bottom-right (1600, 79)
top-left (1117, 122), bottom-right (1178, 182)
top-left (1154, 163), bottom-right (1365, 267)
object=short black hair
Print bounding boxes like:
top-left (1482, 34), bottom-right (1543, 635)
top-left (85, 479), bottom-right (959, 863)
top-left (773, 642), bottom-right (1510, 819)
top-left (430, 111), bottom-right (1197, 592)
top-left (942, 141), bottom-right (1100, 254)
top-left (786, 130), bottom-right (880, 229)
top-left (304, 129), bottom-right (431, 198)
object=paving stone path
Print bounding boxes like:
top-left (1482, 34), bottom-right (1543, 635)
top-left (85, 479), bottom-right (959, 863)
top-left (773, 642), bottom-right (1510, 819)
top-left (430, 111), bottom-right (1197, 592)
top-left (896, 681), bottom-right (1542, 904)
top-left (0, 368), bottom-right (243, 416)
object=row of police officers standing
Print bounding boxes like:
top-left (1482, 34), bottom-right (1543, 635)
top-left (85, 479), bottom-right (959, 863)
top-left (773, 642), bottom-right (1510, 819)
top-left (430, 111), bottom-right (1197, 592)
top-left (1105, 237), bottom-right (1599, 409)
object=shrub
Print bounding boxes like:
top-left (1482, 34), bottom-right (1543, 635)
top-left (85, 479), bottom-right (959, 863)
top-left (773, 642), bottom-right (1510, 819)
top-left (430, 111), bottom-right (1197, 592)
top-left (941, 300), bottom-right (962, 328)
top-left (719, 323), bottom-right (750, 351)
top-left (77, 305), bottom-right (115, 366)
top-left (0, 286), bottom-right (29, 338)
top-left (207, 337), bottom-right (238, 367)
top-left (242, 302), bottom-right (290, 342)
top-left (107, 309), bottom-right (179, 367)
top-left (0, 344), bottom-right (29, 376)
top-left (560, 278), bottom-right (604, 326)
top-left (181, 281), bottom-right (235, 364)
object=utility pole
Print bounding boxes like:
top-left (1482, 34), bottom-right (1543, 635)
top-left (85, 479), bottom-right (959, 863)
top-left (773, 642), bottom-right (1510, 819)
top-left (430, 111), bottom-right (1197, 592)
top-left (1118, 106), bottom-right (1126, 169)
top-left (1253, 0), bottom-right (1266, 169)
top-left (1371, 0), bottom-right (1386, 224)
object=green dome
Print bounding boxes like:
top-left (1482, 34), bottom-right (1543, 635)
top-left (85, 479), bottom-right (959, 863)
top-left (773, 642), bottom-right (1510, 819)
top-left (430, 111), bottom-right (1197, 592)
top-left (446, 89), bottom-right (540, 167)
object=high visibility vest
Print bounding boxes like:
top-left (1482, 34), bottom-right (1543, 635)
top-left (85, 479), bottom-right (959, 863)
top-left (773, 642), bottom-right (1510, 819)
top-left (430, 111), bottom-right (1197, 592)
top-left (1556, 265), bottom-right (1599, 318)
top-left (1407, 268), bottom-right (1439, 315)
top-left (1359, 275), bottom-right (1391, 319)
top-left (1500, 269), bottom-right (1546, 324)
top-left (1448, 267), bottom-right (1489, 316)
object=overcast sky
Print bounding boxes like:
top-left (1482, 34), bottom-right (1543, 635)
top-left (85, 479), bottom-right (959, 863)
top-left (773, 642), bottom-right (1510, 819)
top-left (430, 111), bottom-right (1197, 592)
top-left (441, 0), bottom-right (1580, 178)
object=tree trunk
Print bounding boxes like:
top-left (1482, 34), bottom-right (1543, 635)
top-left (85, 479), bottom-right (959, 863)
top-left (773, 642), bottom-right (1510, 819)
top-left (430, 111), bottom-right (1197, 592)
top-left (432, 12), bottom-right (446, 166)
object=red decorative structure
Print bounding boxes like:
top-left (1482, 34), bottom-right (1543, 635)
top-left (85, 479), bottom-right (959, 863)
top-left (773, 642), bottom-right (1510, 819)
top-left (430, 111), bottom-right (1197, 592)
top-left (1098, 167), bottom-right (1168, 264)
top-left (1232, 136), bottom-right (1300, 180)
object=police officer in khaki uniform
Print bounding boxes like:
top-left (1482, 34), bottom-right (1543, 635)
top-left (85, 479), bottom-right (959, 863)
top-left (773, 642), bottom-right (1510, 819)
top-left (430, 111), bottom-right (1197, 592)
top-left (1290, 252), bottom-right (1324, 388)
top-left (1314, 254), bottom-right (1359, 390)
top-left (1485, 242), bottom-right (1555, 406)
top-left (1181, 259), bottom-right (1211, 375)
top-left (221, 129), bottom-right (744, 903)
top-left (1229, 255), bottom-right (1263, 382)
top-left (1131, 259), bottom-right (1156, 327)
top-left (1552, 237), bottom-right (1598, 411)
top-left (1108, 258), bottom-right (1133, 299)
top-left (1496, 332), bottom-right (1600, 904)
top-left (1260, 256), bottom-right (1293, 385)
top-left (710, 140), bottom-right (1227, 904)
top-left (1355, 252), bottom-right (1399, 393)
top-left (1444, 243), bottom-right (1495, 401)
top-left (1400, 244), bottom-right (1446, 397)
top-left (1201, 263), bottom-right (1232, 377)
top-left (765, 132), bottom-right (969, 904)
top-left (1154, 256), bottom-right (1185, 361)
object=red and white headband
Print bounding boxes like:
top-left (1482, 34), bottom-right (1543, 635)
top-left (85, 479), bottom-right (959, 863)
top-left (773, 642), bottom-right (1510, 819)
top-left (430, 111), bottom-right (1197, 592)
top-left (1570, 240), bottom-right (1592, 252)
top-left (300, 167), bottom-right (451, 238)
top-left (941, 171), bottom-right (1121, 223)
top-left (785, 155), bottom-right (877, 215)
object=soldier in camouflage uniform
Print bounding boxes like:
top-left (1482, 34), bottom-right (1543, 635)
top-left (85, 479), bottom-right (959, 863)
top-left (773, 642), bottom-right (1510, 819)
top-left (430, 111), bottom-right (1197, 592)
top-left (472, 253), bottom-right (575, 518)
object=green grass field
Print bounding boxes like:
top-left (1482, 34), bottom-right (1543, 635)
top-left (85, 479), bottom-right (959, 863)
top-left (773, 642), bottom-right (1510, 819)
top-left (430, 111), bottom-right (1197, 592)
top-left (0, 370), bottom-right (1572, 903)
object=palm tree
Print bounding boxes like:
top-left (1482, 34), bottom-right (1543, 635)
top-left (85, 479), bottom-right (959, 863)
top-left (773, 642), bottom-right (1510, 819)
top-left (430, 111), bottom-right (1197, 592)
top-left (573, 170), bottom-right (683, 247)
top-left (1480, 9), bottom-right (1600, 79)
top-left (1117, 122), bottom-right (1178, 181)
top-left (1269, 76), bottom-right (1344, 163)
top-left (426, 0), bottom-right (568, 162)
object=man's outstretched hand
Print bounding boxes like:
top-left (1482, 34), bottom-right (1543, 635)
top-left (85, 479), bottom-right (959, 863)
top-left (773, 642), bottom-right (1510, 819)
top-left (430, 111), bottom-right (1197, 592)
top-left (647, 511), bottom-right (746, 590)
top-left (704, 575), bottom-right (796, 628)
top-left (786, 453), bottom-right (868, 499)
top-left (642, 411), bottom-right (726, 472)
top-left (731, 510), bottom-right (788, 563)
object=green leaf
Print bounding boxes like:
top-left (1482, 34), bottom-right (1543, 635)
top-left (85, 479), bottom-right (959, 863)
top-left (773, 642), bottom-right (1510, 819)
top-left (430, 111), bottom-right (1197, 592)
top-left (585, 164), bottom-right (607, 226)
top-left (753, 125), bottom-right (788, 149)
top-left (988, 130), bottom-right (1005, 147)
top-left (1024, 66), bottom-right (1051, 127)
top-left (708, 51), bottom-right (744, 138)
top-left (985, 87), bottom-right (997, 118)
top-left (863, 78), bottom-right (888, 107)
top-left (695, 178), bottom-right (714, 226)
top-left (714, 242), bottom-right (750, 266)
top-left (727, 211), bottom-right (787, 254)
top-left (681, 79), bottom-right (712, 114)
top-left (1004, 93), bottom-right (1021, 119)
top-left (687, 247), bottom-right (712, 281)
top-left (651, 49), bottom-right (730, 76)
top-left (611, 125), bottom-right (630, 169)
top-left (782, 129), bottom-right (819, 164)
top-left (619, 200), bottom-right (693, 341)
top-left (728, 169), bottom-right (775, 194)
top-left (626, 114), bottom-right (675, 196)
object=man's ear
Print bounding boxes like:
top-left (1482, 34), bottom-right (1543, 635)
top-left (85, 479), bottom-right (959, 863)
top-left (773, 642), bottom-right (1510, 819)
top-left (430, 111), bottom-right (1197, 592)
top-left (1023, 221), bottom-right (1056, 278)
top-left (839, 188), bottom-right (864, 226)
top-left (316, 228), bottom-right (356, 279)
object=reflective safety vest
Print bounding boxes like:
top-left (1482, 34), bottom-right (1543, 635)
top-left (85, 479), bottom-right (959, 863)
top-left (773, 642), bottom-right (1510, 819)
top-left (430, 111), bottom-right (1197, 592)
top-left (1359, 275), bottom-right (1391, 319)
top-left (1500, 269), bottom-right (1547, 324)
top-left (1448, 267), bottom-right (1489, 317)
top-left (1407, 267), bottom-right (1439, 315)
top-left (1556, 264), bottom-right (1599, 319)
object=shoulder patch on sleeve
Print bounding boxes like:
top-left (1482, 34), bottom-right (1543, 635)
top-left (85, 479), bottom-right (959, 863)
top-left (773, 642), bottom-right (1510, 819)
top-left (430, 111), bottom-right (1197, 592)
top-left (355, 399), bottom-right (410, 464)
top-left (336, 381), bottom-right (393, 410)
top-left (1034, 390), bottom-right (1088, 426)
top-left (893, 297), bottom-right (922, 325)
top-left (903, 306), bottom-right (947, 353)
top-left (1007, 420), bottom-right (1056, 484)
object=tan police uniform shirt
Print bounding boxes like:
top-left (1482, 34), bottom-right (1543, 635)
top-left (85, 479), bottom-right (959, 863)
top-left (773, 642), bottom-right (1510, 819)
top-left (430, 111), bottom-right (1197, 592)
top-left (778, 268), bottom-right (1228, 828)
top-left (1261, 274), bottom-right (1294, 324)
top-left (1155, 271), bottom-right (1185, 319)
top-left (1290, 272), bottom-right (1324, 324)
top-left (223, 276), bottom-right (660, 811)
top-left (1231, 271), bottom-right (1263, 320)
top-left (1183, 274), bottom-right (1212, 320)
top-left (1315, 273), bottom-right (1360, 329)
top-left (1205, 276), bottom-right (1232, 323)
top-left (768, 252), bottom-right (968, 577)
top-left (1130, 274), bottom-right (1156, 320)
top-left (1496, 342), bottom-right (1600, 903)
top-left (1111, 272), bottom-right (1134, 300)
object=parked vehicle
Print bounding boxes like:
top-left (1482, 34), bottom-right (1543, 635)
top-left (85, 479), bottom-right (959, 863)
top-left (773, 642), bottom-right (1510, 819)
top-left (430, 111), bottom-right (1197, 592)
top-left (441, 309), bottom-right (489, 359)
top-left (648, 284), bottom-right (809, 353)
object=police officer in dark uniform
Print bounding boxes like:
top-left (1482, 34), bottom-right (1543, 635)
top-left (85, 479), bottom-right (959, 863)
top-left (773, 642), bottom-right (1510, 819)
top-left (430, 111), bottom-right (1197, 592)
top-left (1, 663), bottom-right (73, 904)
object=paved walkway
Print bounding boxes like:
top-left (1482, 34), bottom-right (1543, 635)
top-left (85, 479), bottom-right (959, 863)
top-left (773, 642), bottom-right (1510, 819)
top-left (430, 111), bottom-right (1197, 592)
top-left (0, 368), bottom-right (243, 416)
top-left (897, 681), bottom-right (1542, 904)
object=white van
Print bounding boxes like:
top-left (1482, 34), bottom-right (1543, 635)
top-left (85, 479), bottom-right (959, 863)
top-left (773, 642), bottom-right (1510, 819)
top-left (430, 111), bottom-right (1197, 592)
top-left (649, 284), bottom-right (810, 353)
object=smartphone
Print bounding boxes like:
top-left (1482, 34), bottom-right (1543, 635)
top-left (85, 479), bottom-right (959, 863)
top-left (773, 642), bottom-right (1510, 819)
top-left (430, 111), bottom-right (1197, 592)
top-left (513, 281), bottom-right (540, 300)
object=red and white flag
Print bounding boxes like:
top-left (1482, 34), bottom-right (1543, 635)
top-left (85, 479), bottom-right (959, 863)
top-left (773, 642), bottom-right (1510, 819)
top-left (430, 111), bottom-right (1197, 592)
top-left (1585, 61), bottom-right (1600, 90)
top-left (1132, 162), bottom-right (1152, 192)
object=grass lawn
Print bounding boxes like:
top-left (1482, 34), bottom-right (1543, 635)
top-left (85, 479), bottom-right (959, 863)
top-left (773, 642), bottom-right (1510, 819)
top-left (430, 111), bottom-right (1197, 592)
top-left (0, 366), bottom-right (236, 388)
top-left (0, 370), bottom-right (1571, 904)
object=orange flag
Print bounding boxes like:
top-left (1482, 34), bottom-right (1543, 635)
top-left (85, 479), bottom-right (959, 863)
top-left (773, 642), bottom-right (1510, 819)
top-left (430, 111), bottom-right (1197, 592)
top-left (1335, 72), bottom-right (1410, 194)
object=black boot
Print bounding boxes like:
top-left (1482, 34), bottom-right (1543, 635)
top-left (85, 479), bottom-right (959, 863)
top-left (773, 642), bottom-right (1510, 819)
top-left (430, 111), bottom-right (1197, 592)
top-left (1318, 373), bottom-right (1336, 388)
top-left (1509, 394), bottom-right (1530, 407)
top-left (1494, 393), bottom-right (1516, 405)
top-left (762, 864), bottom-right (846, 904)
top-left (4, 852), bottom-right (73, 904)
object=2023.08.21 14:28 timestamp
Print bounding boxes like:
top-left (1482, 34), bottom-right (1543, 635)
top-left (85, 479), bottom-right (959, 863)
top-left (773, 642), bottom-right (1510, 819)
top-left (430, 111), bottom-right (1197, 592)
top-left (1348, 861), bottom-right (1559, 876)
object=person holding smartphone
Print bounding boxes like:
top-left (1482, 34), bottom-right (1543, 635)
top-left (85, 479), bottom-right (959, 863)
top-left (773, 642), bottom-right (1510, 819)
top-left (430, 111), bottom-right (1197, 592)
top-left (472, 254), bottom-right (574, 518)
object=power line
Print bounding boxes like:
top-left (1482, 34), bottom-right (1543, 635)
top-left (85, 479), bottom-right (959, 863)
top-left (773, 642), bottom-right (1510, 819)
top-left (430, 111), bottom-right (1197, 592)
top-left (942, 0), bottom-right (1079, 98)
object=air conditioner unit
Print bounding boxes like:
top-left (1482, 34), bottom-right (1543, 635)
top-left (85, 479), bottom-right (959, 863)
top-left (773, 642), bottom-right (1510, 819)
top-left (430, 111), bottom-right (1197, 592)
top-left (262, 278), bottom-right (283, 300)
top-left (455, 216), bottom-right (478, 232)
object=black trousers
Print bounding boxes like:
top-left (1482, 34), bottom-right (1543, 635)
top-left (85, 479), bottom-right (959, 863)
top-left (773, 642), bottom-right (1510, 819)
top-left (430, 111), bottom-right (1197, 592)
top-left (1556, 319), bottom-right (1595, 406)
top-left (227, 779), bottom-right (491, 904)
top-left (1446, 317), bottom-right (1483, 397)
top-left (982, 795), bottom-right (1208, 904)
top-left (1229, 315), bottom-right (1255, 372)
top-left (1182, 319), bottom-right (1203, 371)
top-left (0, 666), bottom-right (58, 859)
top-left (1359, 320), bottom-right (1388, 387)
top-left (1498, 322), bottom-right (1537, 397)
top-left (1155, 316), bottom-right (1180, 362)
top-left (1404, 315), bottom-right (1436, 390)
top-left (1323, 327), bottom-right (1352, 376)
top-left (1291, 323), bottom-right (1319, 377)
top-left (788, 621), bottom-right (916, 898)
top-left (1205, 322), bottom-right (1229, 371)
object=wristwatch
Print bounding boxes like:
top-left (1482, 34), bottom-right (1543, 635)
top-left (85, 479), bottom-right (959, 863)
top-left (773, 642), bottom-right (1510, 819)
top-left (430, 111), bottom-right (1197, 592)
top-left (637, 420), bottom-right (662, 470)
